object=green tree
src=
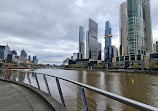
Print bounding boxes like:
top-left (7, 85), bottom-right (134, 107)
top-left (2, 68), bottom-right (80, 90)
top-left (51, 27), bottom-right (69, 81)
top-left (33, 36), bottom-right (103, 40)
top-left (93, 64), bottom-right (104, 69)
top-left (132, 64), bottom-right (139, 69)
top-left (148, 62), bottom-right (157, 70)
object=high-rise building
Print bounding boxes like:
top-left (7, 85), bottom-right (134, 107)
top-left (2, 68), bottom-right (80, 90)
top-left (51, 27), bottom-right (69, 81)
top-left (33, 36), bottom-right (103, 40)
top-left (0, 45), bottom-right (10, 60)
top-left (33, 56), bottom-right (37, 63)
top-left (21, 49), bottom-right (27, 59)
top-left (104, 21), bottom-right (112, 62)
top-left (86, 19), bottom-right (98, 60)
top-left (153, 41), bottom-right (158, 53)
top-left (98, 42), bottom-right (101, 60)
top-left (126, 0), bottom-right (152, 55)
top-left (11, 50), bottom-right (17, 55)
top-left (120, 2), bottom-right (127, 56)
top-left (28, 55), bottom-right (31, 62)
top-left (79, 26), bottom-right (85, 60)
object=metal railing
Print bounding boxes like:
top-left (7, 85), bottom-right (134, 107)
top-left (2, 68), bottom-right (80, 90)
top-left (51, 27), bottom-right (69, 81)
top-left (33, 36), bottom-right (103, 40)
top-left (0, 70), bottom-right (158, 111)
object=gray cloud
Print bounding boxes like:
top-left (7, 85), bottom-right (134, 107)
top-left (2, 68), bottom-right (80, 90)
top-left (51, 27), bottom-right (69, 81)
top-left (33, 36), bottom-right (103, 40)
top-left (0, 0), bottom-right (157, 65)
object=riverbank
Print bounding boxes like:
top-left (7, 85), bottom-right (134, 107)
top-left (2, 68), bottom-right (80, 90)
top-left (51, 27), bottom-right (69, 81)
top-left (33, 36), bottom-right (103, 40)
top-left (63, 68), bottom-right (158, 74)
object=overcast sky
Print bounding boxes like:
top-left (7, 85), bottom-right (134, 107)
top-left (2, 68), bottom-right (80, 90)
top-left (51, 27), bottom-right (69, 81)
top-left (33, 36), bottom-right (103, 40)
top-left (0, 0), bottom-right (158, 65)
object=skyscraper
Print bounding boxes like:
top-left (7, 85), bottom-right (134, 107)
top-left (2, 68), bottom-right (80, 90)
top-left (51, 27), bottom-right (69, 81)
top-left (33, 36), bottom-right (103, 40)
top-left (86, 19), bottom-right (98, 60)
top-left (98, 42), bottom-right (101, 60)
top-left (21, 49), bottom-right (27, 58)
top-left (104, 21), bottom-right (112, 62)
top-left (126, 0), bottom-right (152, 55)
top-left (120, 2), bottom-right (127, 56)
top-left (79, 26), bottom-right (85, 60)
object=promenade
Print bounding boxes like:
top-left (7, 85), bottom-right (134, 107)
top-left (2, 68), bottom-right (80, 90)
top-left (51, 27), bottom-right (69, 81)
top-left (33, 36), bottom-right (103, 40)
top-left (0, 80), bottom-right (67, 111)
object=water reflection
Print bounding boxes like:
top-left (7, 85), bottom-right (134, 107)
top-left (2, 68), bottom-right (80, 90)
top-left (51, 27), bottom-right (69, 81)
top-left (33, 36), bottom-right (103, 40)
top-left (0, 69), bottom-right (158, 111)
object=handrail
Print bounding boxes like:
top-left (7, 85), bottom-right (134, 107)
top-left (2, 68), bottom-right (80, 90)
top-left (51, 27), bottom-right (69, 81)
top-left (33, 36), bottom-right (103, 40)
top-left (1, 70), bottom-right (158, 111)
top-left (32, 71), bottom-right (158, 111)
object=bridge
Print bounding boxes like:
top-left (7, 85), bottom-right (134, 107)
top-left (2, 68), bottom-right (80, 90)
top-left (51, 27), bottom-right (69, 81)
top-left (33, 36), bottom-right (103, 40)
top-left (0, 70), bottom-right (158, 111)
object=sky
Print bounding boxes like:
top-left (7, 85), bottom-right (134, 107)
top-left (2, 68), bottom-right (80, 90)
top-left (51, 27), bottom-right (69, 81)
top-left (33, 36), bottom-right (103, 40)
top-left (0, 0), bottom-right (158, 65)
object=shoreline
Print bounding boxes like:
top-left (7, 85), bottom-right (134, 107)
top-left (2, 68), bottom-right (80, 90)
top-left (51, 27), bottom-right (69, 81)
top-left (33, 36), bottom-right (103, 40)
top-left (63, 68), bottom-right (158, 74)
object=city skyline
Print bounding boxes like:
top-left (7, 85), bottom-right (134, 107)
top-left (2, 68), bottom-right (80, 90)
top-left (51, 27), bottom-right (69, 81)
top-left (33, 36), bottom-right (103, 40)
top-left (0, 0), bottom-right (158, 65)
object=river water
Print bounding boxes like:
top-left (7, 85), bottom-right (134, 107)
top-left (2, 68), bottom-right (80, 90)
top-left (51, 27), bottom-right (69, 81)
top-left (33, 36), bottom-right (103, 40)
top-left (1, 68), bottom-right (158, 111)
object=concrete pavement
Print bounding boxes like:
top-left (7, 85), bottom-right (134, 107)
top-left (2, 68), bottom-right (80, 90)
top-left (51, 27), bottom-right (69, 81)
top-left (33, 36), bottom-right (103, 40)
top-left (0, 80), bottom-right (67, 111)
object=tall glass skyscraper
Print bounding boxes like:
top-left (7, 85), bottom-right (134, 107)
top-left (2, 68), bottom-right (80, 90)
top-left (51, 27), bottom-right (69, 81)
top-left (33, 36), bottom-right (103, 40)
top-left (86, 19), bottom-right (98, 60)
top-left (79, 26), bottom-right (85, 60)
top-left (127, 0), bottom-right (152, 55)
top-left (120, 2), bottom-right (127, 56)
top-left (104, 21), bottom-right (112, 62)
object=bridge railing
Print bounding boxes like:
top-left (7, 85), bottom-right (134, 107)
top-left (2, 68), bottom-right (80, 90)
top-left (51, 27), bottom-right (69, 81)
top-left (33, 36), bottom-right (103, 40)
top-left (0, 70), bottom-right (158, 111)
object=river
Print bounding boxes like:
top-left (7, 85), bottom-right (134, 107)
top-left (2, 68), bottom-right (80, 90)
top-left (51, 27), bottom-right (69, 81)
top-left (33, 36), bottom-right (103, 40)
top-left (1, 68), bottom-right (158, 111)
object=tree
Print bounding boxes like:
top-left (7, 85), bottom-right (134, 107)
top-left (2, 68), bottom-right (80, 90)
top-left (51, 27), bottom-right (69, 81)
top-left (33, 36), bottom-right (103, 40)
top-left (93, 65), bottom-right (104, 69)
top-left (148, 62), bottom-right (157, 70)
top-left (132, 64), bottom-right (139, 69)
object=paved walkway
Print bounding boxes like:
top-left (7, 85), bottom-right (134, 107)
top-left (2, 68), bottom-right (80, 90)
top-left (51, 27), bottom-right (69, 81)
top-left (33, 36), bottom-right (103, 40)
top-left (0, 80), bottom-right (67, 111)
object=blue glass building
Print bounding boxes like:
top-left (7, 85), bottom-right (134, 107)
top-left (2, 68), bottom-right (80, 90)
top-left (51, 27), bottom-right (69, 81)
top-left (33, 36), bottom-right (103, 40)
top-left (104, 21), bottom-right (112, 62)
top-left (79, 26), bottom-right (85, 60)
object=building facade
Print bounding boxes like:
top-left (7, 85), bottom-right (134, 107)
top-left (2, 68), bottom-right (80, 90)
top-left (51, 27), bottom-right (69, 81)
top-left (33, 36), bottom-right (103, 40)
top-left (120, 2), bottom-right (127, 56)
top-left (79, 26), bottom-right (85, 60)
top-left (21, 49), bottom-right (27, 58)
top-left (0, 45), bottom-right (10, 60)
top-left (98, 42), bottom-right (101, 60)
top-left (127, 0), bottom-right (152, 55)
top-left (86, 19), bottom-right (98, 60)
top-left (104, 21), bottom-right (112, 62)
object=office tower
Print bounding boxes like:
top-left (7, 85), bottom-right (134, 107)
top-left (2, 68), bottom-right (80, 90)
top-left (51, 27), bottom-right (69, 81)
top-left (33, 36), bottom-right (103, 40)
top-left (11, 50), bottom-right (17, 55)
top-left (143, 0), bottom-right (153, 53)
top-left (112, 45), bottom-right (118, 59)
top-left (86, 31), bottom-right (89, 59)
top-left (28, 55), bottom-right (31, 62)
top-left (86, 19), bottom-right (98, 60)
top-left (33, 56), bottom-right (36, 63)
top-left (21, 49), bottom-right (27, 58)
top-left (120, 2), bottom-right (127, 56)
top-left (98, 42), bottom-right (101, 60)
top-left (126, 0), bottom-right (152, 55)
top-left (79, 26), bottom-right (85, 60)
top-left (153, 41), bottom-right (158, 53)
top-left (0, 45), bottom-right (10, 60)
top-left (104, 21), bottom-right (112, 62)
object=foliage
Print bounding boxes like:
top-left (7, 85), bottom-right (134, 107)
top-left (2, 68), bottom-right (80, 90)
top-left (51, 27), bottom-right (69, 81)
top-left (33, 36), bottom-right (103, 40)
top-left (93, 64), bottom-right (104, 69)
top-left (148, 62), bottom-right (157, 69)
top-left (132, 64), bottom-right (139, 69)
top-left (69, 64), bottom-right (83, 68)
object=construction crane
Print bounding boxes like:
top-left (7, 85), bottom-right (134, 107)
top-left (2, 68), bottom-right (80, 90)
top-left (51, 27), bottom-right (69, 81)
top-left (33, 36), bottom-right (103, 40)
top-left (104, 34), bottom-right (113, 39)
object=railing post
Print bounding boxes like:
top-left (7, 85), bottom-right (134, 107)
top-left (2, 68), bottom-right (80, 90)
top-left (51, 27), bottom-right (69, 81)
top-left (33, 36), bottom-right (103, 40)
top-left (56, 77), bottom-right (66, 108)
top-left (43, 75), bottom-right (51, 95)
top-left (12, 73), bottom-right (16, 81)
top-left (35, 73), bottom-right (40, 89)
top-left (27, 73), bottom-right (31, 84)
top-left (4, 71), bottom-right (8, 80)
top-left (79, 87), bottom-right (89, 111)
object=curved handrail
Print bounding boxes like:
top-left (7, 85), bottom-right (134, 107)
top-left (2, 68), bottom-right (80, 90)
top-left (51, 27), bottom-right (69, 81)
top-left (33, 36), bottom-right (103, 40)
top-left (30, 71), bottom-right (158, 111)
top-left (1, 69), bottom-right (158, 111)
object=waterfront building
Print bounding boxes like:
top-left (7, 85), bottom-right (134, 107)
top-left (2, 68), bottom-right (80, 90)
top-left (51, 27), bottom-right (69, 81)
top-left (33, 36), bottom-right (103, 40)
top-left (120, 2), bottom-right (127, 56)
top-left (79, 26), bottom-right (85, 60)
top-left (86, 19), bottom-right (98, 60)
top-left (127, 0), bottom-right (152, 55)
top-left (156, 41), bottom-right (158, 52)
top-left (104, 21), bottom-right (112, 62)
top-left (20, 49), bottom-right (27, 59)
top-left (0, 45), bottom-right (10, 60)
top-left (73, 53), bottom-right (79, 61)
top-left (11, 50), bottom-right (17, 55)
top-left (98, 42), bottom-right (101, 60)
top-left (33, 56), bottom-right (37, 63)
top-left (28, 55), bottom-right (31, 62)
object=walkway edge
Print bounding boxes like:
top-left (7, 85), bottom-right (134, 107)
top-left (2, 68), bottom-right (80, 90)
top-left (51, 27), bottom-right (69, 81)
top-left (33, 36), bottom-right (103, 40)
top-left (0, 79), bottom-right (67, 111)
